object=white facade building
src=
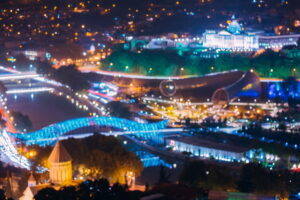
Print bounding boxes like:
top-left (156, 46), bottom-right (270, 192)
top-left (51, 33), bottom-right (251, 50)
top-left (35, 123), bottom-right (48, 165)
top-left (166, 136), bottom-right (248, 162)
top-left (203, 30), bottom-right (259, 50)
top-left (259, 34), bottom-right (300, 49)
top-left (166, 136), bottom-right (279, 163)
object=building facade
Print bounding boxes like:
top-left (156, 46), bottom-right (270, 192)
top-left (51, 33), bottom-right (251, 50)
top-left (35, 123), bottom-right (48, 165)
top-left (259, 34), bottom-right (300, 49)
top-left (203, 30), bottom-right (259, 50)
top-left (166, 136), bottom-right (248, 162)
top-left (48, 141), bottom-right (73, 185)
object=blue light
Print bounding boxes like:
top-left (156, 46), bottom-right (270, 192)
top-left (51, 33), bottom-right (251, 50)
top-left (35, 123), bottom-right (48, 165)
top-left (136, 151), bottom-right (172, 168)
top-left (11, 117), bottom-right (169, 146)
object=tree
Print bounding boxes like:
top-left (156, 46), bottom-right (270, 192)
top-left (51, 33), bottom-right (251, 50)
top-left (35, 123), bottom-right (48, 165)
top-left (106, 101), bottom-right (133, 119)
top-left (36, 61), bottom-right (54, 76)
top-left (14, 54), bottom-right (31, 71)
top-left (185, 118), bottom-right (191, 128)
top-left (179, 161), bottom-right (236, 191)
top-left (29, 135), bottom-right (143, 183)
top-left (282, 77), bottom-right (300, 108)
top-left (237, 163), bottom-right (289, 196)
top-left (0, 189), bottom-right (6, 200)
top-left (58, 186), bottom-right (76, 200)
top-left (35, 187), bottom-right (58, 200)
top-left (158, 165), bottom-right (171, 184)
top-left (10, 111), bottom-right (32, 132)
top-left (102, 48), bottom-right (299, 78)
top-left (51, 65), bottom-right (91, 92)
top-left (35, 179), bottom-right (140, 200)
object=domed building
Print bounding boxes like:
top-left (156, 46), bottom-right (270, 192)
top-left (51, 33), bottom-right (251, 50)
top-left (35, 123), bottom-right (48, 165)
top-left (203, 16), bottom-right (259, 50)
top-left (48, 141), bottom-right (72, 185)
top-left (227, 20), bottom-right (243, 35)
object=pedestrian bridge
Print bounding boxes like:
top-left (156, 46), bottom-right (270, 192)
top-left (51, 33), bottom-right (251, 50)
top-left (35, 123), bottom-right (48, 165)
top-left (11, 116), bottom-right (169, 146)
top-left (0, 73), bottom-right (40, 81)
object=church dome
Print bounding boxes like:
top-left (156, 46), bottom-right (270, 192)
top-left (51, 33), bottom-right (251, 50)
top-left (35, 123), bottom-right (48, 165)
top-left (227, 20), bottom-right (242, 35)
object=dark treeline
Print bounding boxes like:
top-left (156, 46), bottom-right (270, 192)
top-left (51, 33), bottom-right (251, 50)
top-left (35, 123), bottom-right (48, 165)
top-left (10, 111), bottom-right (32, 133)
top-left (180, 161), bottom-right (300, 198)
top-left (36, 62), bottom-right (91, 92)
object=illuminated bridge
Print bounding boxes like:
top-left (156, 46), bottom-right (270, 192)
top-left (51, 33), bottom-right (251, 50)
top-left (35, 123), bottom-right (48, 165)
top-left (0, 73), bottom-right (40, 81)
top-left (136, 151), bottom-right (172, 168)
top-left (11, 117), bottom-right (169, 146)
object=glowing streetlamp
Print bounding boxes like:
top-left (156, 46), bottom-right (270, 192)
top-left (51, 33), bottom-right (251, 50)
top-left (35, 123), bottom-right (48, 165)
top-left (292, 68), bottom-right (297, 76)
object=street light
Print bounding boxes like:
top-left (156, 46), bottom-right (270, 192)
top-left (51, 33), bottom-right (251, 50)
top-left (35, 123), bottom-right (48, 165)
top-left (292, 68), bottom-right (297, 76)
top-left (269, 68), bottom-right (274, 77)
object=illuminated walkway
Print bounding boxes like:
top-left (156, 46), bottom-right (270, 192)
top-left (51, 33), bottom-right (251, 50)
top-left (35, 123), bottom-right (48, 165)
top-left (6, 87), bottom-right (54, 94)
top-left (12, 117), bottom-right (169, 146)
top-left (0, 73), bottom-right (40, 81)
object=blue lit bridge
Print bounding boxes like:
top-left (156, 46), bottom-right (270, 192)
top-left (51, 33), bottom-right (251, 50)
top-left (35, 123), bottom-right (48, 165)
top-left (136, 151), bottom-right (172, 168)
top-left (11, 116), bottom-right (169, 146)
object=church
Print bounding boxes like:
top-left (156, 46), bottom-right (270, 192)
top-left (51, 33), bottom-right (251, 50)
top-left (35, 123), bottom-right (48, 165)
top-left (19, 141), bottom-right (73, 200)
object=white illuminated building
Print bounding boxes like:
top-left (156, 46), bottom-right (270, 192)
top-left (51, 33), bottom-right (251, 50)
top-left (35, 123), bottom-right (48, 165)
top-left (203, 19), bottom-right (259, 51)
top-left (166, 136), bottom-right (279, 163)
top-left (259, 34), bottom-right (300, 49)
top-left (166, 136), bottom-right (248, 162)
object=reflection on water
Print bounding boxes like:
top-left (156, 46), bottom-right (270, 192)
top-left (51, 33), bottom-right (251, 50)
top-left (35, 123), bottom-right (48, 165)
top-left (7, 92), bottom-right (88, 131)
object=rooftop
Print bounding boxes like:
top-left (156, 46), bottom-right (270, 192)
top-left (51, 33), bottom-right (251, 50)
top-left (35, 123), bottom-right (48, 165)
top-left (48, 141), bottom-right (72, 163)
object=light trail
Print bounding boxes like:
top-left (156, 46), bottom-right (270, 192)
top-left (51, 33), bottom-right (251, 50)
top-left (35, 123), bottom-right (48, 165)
top-left (88, 89), bottom-right (116, 101)
top-left (6, 87), bottom-right (54, 94)
top-left (0, 73), bottom-right (40, 81)
top-left (143, 97), bottom-right (213, 106)
top-left (83, 68), bottom-right (300, 82)
top-left (0, 130), bottom-right (30, 169)
top-left (143, 96), bottom-right (281, 109)
top-left (83, 69), bottom-right (241, 80)
top-left (0, 66), bottom-right (298, 83)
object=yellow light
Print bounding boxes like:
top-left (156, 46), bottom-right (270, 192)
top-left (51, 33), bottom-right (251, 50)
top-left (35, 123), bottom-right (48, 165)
top-left (85, 32), bottom-right (92, 37)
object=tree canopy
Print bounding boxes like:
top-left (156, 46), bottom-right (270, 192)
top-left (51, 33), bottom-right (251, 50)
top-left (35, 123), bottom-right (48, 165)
top-left (106, 101), bottom-right (133, 119)
top-left (101, 49), bottom-right (300, 78)
top-left (179, 161), bottom-right (300, 198)
top-left (35, 179), bottom-right (142, 200)
top-left (27, 135), bottom-right (143, 184)
top-left (51, 64), bottom-right (91, 92)
top-left (10, 111), bottom-right (32, 132)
